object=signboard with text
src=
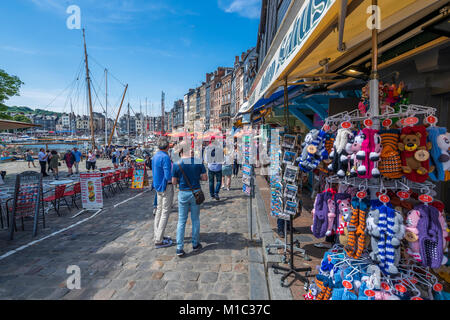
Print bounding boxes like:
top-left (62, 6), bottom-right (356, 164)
top-left (80, 172), bottom-right (103, 210)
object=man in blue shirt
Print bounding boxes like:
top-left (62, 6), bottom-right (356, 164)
top-left (172, 142), bottom-right (207, 257)
top-left (71, 147), bottom-right (82, 174)
top-left (205, 140), bottom-right (223, 201)
top-left (152, 137), bottom-right (174, 248)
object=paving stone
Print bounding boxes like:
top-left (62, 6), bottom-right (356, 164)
top-left (162, 271), bottom-right (180, 281)
top-left (220, 264), bottom-right (232, 272)
top-left (233, 263), bottom-right (248, 273)
top-left (199, 272), bottom-right (219, 283)
top-left (93, 289), bottom-right (116, 300)
top-left (150, 261), bottom-right (164, 270)
top-left (181, 271), bottom-right (200, 282)
top-left (151, 272), bottom-right (164, 280)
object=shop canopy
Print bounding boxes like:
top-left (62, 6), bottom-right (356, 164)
top-left (248, 0), bottom-right (449, 114)
top-left (0, 119), bottom-right (40, 131)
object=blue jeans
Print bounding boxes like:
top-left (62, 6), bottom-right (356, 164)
top-left (208, 170), bottom-right (222, 197)
top-left (176, 190), bottom-right (201, 251)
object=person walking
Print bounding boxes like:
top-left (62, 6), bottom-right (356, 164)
top-left (205, 140), bottom-right (223, 201)
top-left (46, 150), bottom-right (52, 173)
top-left (172, 142), bottom-right (207, 257)
top-left (222, 148), bottom-right (232, 191)
top-left (86, 150), bottom-right (97, 172)
top-left (25, 150), bottom-right (36, 168)
top-left (111, 148), bottom-right (119, 169)
top-left (49, 150), bottom-right (60, 180)
top-left (38, 148), bottom-right (49, 177)
top-left (232, 145), bottom-right (240, 178)
top-left (152, 137), bottom-right (174, 249)
top-left (64, 149), bottom-right (75, 176)
top-left (72, 147), bottom-right (82, 174)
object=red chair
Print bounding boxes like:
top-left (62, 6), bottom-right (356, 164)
top-left (102, 175), bottom-right (114, 198)
top-left (113, 171), bottom-right (123, 192)
top-left (63, 183), bottom-right (81, 209)
top-left (120, 170), bottom-right (127, 186)
top-left (43, 185), bottom-right (70, 216)
top-left (126, 168), bottom-right (134, 186)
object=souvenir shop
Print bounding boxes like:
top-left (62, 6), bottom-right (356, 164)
top-left (240, 0), bottom-right (450, 300)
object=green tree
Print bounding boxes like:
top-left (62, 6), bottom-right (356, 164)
top-left (12, 114), bottom-right (31, 123)
top-left (0, 69), bottom-right (24, 103)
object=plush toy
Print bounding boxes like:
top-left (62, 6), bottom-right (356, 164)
top-left (325, 198), bottom-right (337, 237)
top-left (311, 191), bottom-right (333, 239)
top-left (345, 197), bottom-right (370, 259)
top-left (405, 204), bottom-right (447, 268)
top-left (299, 129), bottom-right (328, 172)
top-left (348, 131), bottom-right (365, 177)
top-left (427, 126), bottom-right (450, 181)
top-left (328, 128), bottom-right (354, 178)
top-left (356, 128), bottom-right (382, 179)
top-left (367, 202), bottom-right (404, 274)
top-left (379, 129), bottom-right (403, 179)
top-left (398, 125), bottom-right (434, 183)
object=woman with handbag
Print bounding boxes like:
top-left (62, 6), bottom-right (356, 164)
top-left (172, 143), bottom-right (207, 257)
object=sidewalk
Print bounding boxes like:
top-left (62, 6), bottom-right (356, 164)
top-left (0, 174), bottom-right (268, 300)
top-left (254, 173), bottom-right (330, 300)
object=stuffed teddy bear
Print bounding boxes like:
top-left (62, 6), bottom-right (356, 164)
top-left (428, 126), bottom-right (450, 182)
top-left (398, 125), bottom-right (434, 183)
top-left (405, 209), bottom-right (422, 263)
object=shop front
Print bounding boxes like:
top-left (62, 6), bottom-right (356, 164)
top-left (248, 0), bottom-right (450, 300)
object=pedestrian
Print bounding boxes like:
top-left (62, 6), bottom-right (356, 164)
top-left (64, 149), bottom-right (75, 176)
top-left (25, 149), bottom-right (36, 168)
top-left (233, 145), bottom-right (240, 178)
top-left (38, 148), bottom-right (49, 177)
top-left (86, 150), bottom-right (97, 172)
top-left (172, 142), bottom-right (207, 257)
top-left (49, 150), bottom-right (60, 180)
top-left (46, 150), bottom-right (52, 173)
top-left (72, 147), bottom-right (82, 174)
top-left (205, 139), bottom-right (223, 201)
top-left (111, 148), bottom-right (119, 169)
top-left (222, 147), bottom-right (232, 191)
top-left (152, 137), bottom-right (174, 249)
top-left (121, 147), bottom-right (129, 164)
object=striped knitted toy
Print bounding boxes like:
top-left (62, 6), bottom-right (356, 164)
top-left (379, 129), bottom-right (403, 179)
top-left (345, 197), bottom-right (370, 259)
top-left (299, 129), bottom-right (328, 172)
top-left (376, 205), bottom-right (400, 274)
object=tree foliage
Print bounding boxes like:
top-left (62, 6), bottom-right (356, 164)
top-left (0, 69), bottom-right (24, 103)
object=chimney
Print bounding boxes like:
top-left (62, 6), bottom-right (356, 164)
top-left (235, 56), bottom-right (239, 65)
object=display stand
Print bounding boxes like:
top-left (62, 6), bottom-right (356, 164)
top-left (272, 214), bottom-right (311, 288)
top-left (269, 80), bottom-right (312, 289)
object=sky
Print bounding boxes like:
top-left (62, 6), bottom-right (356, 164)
top-left (0, 0), bottom-right (261, 118)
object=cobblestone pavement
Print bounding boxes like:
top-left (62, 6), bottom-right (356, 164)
top-left (0, 175), bottom-right (253, 300)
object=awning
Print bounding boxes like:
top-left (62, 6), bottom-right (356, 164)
top-left (248, 0), bottom-right (448, 111)
top-left (0, 119), bottom-right (41, 130)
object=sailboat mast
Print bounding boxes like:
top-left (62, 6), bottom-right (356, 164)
top-left (105, 68), bottom-right (108, 147)
top-left (108, 84), bottom-right (128, 147)
top-left (82, 28), bottom-right (96, 150)
top-left (127, 103), bottom-right (130, 146)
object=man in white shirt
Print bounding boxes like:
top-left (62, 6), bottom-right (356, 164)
top-left (38, 148), bottom-right (49, 177)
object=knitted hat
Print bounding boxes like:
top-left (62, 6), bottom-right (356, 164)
top-left (379, 129), bottom-right (403, 179)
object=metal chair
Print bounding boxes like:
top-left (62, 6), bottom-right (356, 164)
top-left (43, 185), bottom-right (70, 216)
top-left (63, 182), bottom-right (81, 209)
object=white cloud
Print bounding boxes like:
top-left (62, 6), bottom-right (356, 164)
top-left (218, 0), bottom-right (261, 19)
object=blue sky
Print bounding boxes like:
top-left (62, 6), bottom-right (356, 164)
top-left (0, 0), bottom-right (261, 117)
